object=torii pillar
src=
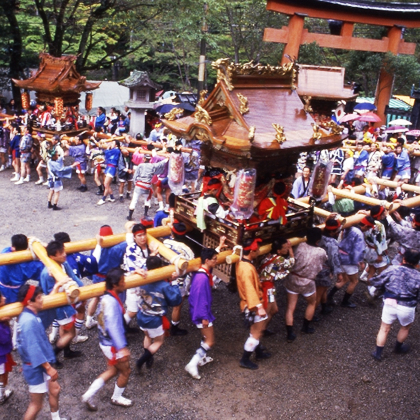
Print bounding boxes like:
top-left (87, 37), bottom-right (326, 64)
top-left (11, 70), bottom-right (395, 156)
top-left (264, 0), bottom-right (420, 125)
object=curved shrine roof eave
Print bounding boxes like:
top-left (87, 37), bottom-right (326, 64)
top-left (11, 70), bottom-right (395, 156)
top-left (118, 70), bottom-right (162, 90)
top-left (267, 0), bottom-right (420, 26)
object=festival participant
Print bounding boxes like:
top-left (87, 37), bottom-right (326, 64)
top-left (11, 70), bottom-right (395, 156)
top-left (236, 237), bottom-right (271, 370)
top-left (340, 149), bottom-right (354, 185)
top-left (17, 284), bottom-right (69, 420)
top-left (48, 232), bottom-right (98, 344)
top-left (47, 150), bottom-right (75, 211)
top-left (135, 256), bottom-right (182, 371)
top-left (123, 222), bottom-right (159, 326)
top-left (9, 124), bottom-right (21, 182)
top-left (0, 290), bottom-right (16, 405)
top-left (86, 225), bottom-right (127, 329)
top-left (117, 147), bottom-right (134, 202)
top-left (366, 143), bottom-right (382, 182)
top-left (97, 140), bottom-right (120, 205)
top-left (257, 182), bottom-right (288, 223)
top-left (82, 268), bottom-right (133, 410)
top-left (40, 241), bottom-right (85, 367)
top-left (0, 121), bottom-right (10, 172)
top-left (127, 154), bottom-right (168, 220)
top-left (384, 209), bottom-right (420, 265)
top-left (369, 249), bottom-right (420, 361)
top-left (15, 126), bottom-right (33, 184)
top-left (291, 166), bottom-right (311, 198)
top-left (353, 141), bottom-right (369, 179)
top-left (63, 136), bottom-right (88, 192)
top-left (394, 144), bottom-right (411, 183)
top-left (327, 219), bottom-right (368, 308)
top-left (148, 122), bottom-right (164, 142)
top-left (315, 216), bottom-right (344, 317)
top-left (185, 247), bottom-right (221, 379)
top-left (257, 237), bottom-right (295, 335)
top-left (284, 228), bottom-right (327, 340)
top-left (34, 136), bottom-right (52, 185)
top-left (94, 107), bottom-right (106, 132)
top-left (87, 137), bottom-right (105, 196)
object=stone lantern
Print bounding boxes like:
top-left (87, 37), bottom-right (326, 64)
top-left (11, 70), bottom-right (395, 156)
top-left (119, 71), bottom-right (162, 136)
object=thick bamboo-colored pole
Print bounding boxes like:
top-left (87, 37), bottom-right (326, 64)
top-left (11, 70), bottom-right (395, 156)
top-left (373, 177), bottom-right (420, 194)
top-left (146, 234), bottom-right (188, 271)
top-left (297, 185), bottom-right (367, 204)
top-left (400, 194), bottom-right (420, 208)
top-left (0, 226), bottom-right (171, 266)
top-left (0, 250), bottom-right (231, 319)
top-left (288, 197), bottom-right (345, 223)
top-left (331, 187), bottom-right (392, 208)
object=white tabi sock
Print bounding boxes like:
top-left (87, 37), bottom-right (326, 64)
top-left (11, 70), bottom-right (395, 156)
top-left (244, 335), bottom-right (259, 352)
top-left (171, 320), bottom-right (180, 326)
top-left (74, 319), bottom-right (84, 337)
top-left (112, 383), bottom-right (125, 400)
top-left (51, 411), bottom-right (60, 420)
top-left (83, 377), bottom-right (105, 400)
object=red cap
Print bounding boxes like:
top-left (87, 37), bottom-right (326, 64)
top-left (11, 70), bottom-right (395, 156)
top-left (99, 226), bottom-right (113, 236)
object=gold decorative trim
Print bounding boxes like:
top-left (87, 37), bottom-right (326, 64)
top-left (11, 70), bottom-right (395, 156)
top-left (164, 108), bottom-right (184, 121)
top-left (272, 124), bottom-right (286, 144)
top-left (302, 96), bottom-right (313, 113)
top-left (194, 105), bottom-right (212, 126)
top-left (198, 90), bottom-right (207, 106)
top-left (324, 120), bottom-right (344, 135)
top-left (248, 126), bottom-right (256, 142)
top-left (211, 58), bottom-right (298, 91)
top-left (237, 93), bottom-right (249, 115)
top-left (311, 123), bottom-right (322, 141)
top-left (217, 98), bottom-right (225, 107)
top-left (194, 129), bottom-right (211, 142)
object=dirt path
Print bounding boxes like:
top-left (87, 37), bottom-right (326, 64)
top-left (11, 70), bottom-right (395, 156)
top-left (1, 167), bottom-right (420, 420)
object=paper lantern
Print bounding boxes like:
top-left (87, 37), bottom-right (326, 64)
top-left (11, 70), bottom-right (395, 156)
top-left (85, 92), bottom-right (93, 112)
top-left (21, 92), bottom-right (30, 110)
top-left (231, 168), bottom-right (257, 219)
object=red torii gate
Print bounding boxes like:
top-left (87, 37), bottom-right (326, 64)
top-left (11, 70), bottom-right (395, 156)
top-left (263, 0), bottom-right (420, 124)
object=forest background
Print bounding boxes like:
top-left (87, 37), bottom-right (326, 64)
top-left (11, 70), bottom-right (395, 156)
top-left (1, 0), bottom-right (420, 105)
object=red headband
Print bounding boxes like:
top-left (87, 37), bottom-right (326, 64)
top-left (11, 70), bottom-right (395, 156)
top-left (22, 285), bottom-right (36, 306)
top-left (244, 238), bottom-right (262, 251)
top-left (360, 217), bottom-right (375, 228)
top-left (324, 222), bottom-right (340, 231)
top-left (372, 206), bottom-right (385, 219)
top-left (172, 224), bottom-right (186, 236)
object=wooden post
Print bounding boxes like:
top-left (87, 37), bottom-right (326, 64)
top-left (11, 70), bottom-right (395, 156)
top-left (281, 14), bottom-right (305, 65)
top-left (0, 226), bottom-right (172, 266)
top-left (146, 234), bottom-right (189, 271)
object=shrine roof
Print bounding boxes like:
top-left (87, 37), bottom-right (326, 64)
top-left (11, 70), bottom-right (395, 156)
top-left (163, 59), bottom-right (345, 163)
top-left (12, 53), bottom-right (101, 95)
top-left (118, 70), bottom-right (161, 90)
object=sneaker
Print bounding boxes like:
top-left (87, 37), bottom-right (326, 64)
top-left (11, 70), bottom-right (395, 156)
top-left (72, 334), bottom-right (88, 344)
top-left (97, 198), bottom-right (106, 205)
top-left (49, 330), bottom-right (59, 344)
top-left (146, 354), bottom-right (154, 369)
top-left (35, 179), bottom-right (44, 185)
top-left (107, 196), bottom-right (116, 203)
top-left (198, 356), bottom-right (213, 367)
top-left (170, 324), bottom-right (188, 336)
top-left (126, 193), bottom-right (131, 199)
top-left (10, 174), bottom-right (19, 181)
top-left (239, 358), bottom-right (258, 370)
top-left (51, 360), bottom-right (64, 370)
top-left (23, 177), bottom-right (30, 182)
top-left (0, 165), bottom-right (5, 172)
top-left (0, 389), bottom-right (13, 405)
top-left (341, 301), bottom-right (357, 309)
top-left (85, 318), bottom-right (98, 329)
top-left (394, 342), bottom-right (410, 354)
top-left (119, 196), bottom-right (124, 203)
top-left (111, 396), bottom-right (133, 407)
top-left (42, 180), bottom-right (49, 186)
top-left (185, 362), bottom-right (201, 379)
top-left (82, 395), bottom-right (98, 412)
top-left (371, 351), bottom-right (382, 362)
top-left (15, 179), bottom-right (24, 185)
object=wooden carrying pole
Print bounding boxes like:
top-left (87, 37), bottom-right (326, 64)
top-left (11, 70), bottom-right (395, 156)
top-left (146, 234), bottom-right (189, 271)
top-left (0, 226), bottom-right (171, 266)
top-left (297, 185), bottom-right (367, 204)
top-left (372, 177), bottom-right (420, 195)
top-left (0, 250), bottom-right (230, 319)
top-left (288, 197), bottom-right (346, 223)
top-left (331, 187), bottom-right (393, 208)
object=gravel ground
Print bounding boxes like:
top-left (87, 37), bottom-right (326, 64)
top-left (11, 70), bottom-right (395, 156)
top-left (1, 166), bottom-right (420, 420)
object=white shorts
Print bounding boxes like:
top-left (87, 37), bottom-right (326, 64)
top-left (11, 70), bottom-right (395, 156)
top-left (99, 343), bottom-right (126, 362)
top-left (0, 147), bottom-right (7, 153)
top-left (285, 288), bottom-right (314, 298)
top-left (253, 314), bottom-right (268, 323)
top-left (342, 264), bottom-right (359, 276)
top-left (382, 301), bottom-right (415, 326)
top-left (196, 322), bottom-right (213, 329)
top-left (0, 363), bottom-right (5, 375)
top-left (125, 288), bottom-right (139, 313)
top-left (28, 373), bottom-right (50, 394)
top-left (140, 325), bottom-right (164, 338)
top-left (372, 260), bottom-right (388, 269)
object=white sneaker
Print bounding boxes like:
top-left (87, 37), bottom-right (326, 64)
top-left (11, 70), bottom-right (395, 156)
top-left (97, 198), bottom-right (106, 205)
top-left (0, 389), bottom-right (13, 405)
top-left (10, 175), bottom-right (19, 182)
top-left (198, 356), bottom-right (213, 367)
top-left (111, 396), bottom-right (133, 407)
top-left (23, 176), bottom-right (30, 182)
top-left (85, 318), bottom-right (98, 329)
top-left (35, 179), bottom-right (44, 185)
top-left (0, 165), bottom-right (4, 172)
top-left (15, 179), bottom-right (24, 185)
top-left (49, 329), bottom-right (59, 344)
top-left (106, 196), bottom-right (116, 203)
top-left (42, 180), bottom-right (49, 186)
top-left (185, 354), bottom-right (201, 379)
top-left (72, 334), bottom-right (88, 344)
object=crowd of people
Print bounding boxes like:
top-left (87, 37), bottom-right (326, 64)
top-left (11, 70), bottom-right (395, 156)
top-left (2, 105), bottom-right (420, 419)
